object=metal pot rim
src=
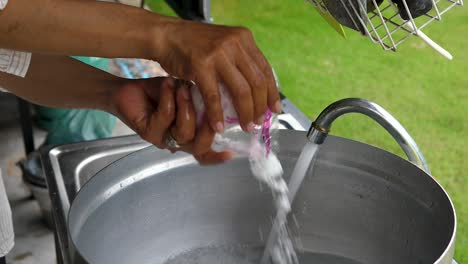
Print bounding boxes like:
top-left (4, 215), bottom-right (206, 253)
top-left (68, 132), bottom-right (457, 264)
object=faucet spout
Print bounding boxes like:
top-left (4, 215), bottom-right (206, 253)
top-left (307, 98), bottom-right (431, 174)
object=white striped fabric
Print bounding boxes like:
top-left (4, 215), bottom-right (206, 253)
top-left (0, 4), bottom-right (20, 257)
top-left (0, 49), bottom-right (31, 77)
top-left (0, 171), bottom-right (13, 257)
top-left (0, 0), bottom-right (7, 10)
top-left (0, 0), bottom-right (32, 78)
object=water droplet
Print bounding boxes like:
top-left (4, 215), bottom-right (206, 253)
top-left (292, 214), bottom-right (300, 229)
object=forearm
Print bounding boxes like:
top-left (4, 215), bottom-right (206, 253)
top-left (0, 0), bottom-right (173, 59)
top-left (0, 54), bottom-right (124, 112)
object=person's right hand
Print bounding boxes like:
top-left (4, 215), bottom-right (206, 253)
top-left (153, 20), bottom-right (282, 134)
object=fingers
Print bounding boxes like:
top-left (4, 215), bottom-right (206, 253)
top-left (217, 58), bottom-right (255, 132)
top-left (112, 81), bottom-right (153, 136)
top-left (245, 42), bottom-right (282, 113)
top-left (172, 119), bottom-right (232, 165)
top-left (192, 119), bottom-right (216, 156)
top-left (176, 144), bottom-right (233, 165)
top-left (141, 77), bottom-right (166, 104)
top-left (193, 119), bottom-right (232, 163)
top-left (196, 150), bottom-right (234, 165)
top-left (143, 77), bottom-right (232, 165)
top-left (170, 81), bottom-right (196, 144)
top-left (235, 49), bottom-right (268, 124)
top-left (144, 78), bottom-right (176, 148)
top-left (158, 23), bottom-right (279, 134)
top-left (195, 69), bottom-right (225, 134)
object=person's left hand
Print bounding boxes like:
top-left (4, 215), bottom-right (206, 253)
top-left (110, 77), bottom-right (233, 165)
top-left (110, 77), bottom-right (194, 149)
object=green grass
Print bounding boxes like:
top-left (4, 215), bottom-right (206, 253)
top-left (148, 1), bottom-right (467, 261)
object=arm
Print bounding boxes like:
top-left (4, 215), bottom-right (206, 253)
top-left (0, 54), bottom-right (120, 111)
top-left (0, 53), bottom-right (231, 164)
top-left (0, 0), bottom-right (282, 134)
top-left (0, 0), bottom-right (164, 59)
top-left (0, 54), bottom-right (177, 150)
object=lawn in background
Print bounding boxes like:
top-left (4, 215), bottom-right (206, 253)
top-left (148, 0), bottom-right (467, 261)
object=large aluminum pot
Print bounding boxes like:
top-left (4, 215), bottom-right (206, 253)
top-left (68, 131), bottom-right (456, 264)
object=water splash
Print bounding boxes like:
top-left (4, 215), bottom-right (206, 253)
top-left (260, 141), bottom-right (320, 264)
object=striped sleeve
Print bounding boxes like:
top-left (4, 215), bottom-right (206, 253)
top-left (0, 49), bottom-right (31, 78)
top-left (0, 0), bottom-right (7, 10)
top-left (0, 0), bottom-right (32, 78)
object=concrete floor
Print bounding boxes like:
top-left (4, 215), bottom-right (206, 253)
top-left (0, 93), bottom-right (134, 264)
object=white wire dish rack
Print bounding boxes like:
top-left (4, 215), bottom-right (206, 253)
top-left (308, 0), bottom-right (463, 59)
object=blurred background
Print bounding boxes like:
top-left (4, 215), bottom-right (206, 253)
top-left (147, 0), bottom-right (467, 260)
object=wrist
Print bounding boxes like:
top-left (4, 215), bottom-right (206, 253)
top-left (146, 15), bottom-right (181, 62)
top-left (101, 79), bottom-right (127, 118)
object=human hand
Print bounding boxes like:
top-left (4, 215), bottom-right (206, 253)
top-left (111, 77), bottom-right (232, 165)
top-left (111, 77), bottom-right (193, 149)
top-left (153, 20), bottom-right (282, 134)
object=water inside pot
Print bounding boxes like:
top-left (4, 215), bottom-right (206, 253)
top-left (163, 245), bottom-right (363, 264)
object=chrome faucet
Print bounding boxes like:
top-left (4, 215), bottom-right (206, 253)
top-left (307, 98), bottom-right (431, 174)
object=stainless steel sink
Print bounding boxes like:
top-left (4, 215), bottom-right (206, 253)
top-left (41, 135), bottom-right (149, 263)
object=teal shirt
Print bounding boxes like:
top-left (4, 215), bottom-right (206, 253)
top-left (35, 57), bottom-right (116, 145)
